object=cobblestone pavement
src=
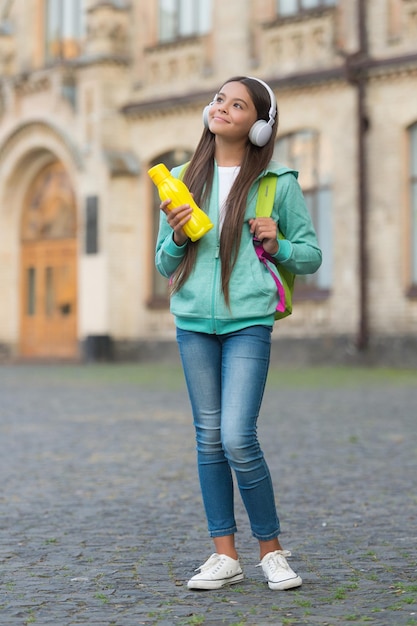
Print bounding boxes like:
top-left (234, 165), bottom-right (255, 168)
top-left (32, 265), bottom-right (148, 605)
top-left (0, 362), bottom-right (416, 626)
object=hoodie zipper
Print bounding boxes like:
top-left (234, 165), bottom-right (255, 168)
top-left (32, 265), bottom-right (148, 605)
top-left (210, 237), bottom-right (221, 334)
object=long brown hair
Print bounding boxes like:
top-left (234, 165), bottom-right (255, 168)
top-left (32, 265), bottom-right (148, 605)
top-left (171, 76), bottom-right (279, 306)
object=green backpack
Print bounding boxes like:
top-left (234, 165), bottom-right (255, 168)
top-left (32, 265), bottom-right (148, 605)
top-left (178, 165), bottom-right (295, 320)
top-left (254, 174), bottom-right (295, 320)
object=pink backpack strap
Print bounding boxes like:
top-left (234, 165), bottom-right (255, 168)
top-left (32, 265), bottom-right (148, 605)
top-left (254, 244), bottom-right (287, 315)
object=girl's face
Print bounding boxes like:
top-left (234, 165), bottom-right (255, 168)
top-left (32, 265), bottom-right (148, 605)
top-left (206, 81), bottom-right (258, 143)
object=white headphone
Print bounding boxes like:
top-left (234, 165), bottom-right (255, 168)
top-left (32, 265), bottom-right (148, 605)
top-left (202, 77), bottom-right (277, 147)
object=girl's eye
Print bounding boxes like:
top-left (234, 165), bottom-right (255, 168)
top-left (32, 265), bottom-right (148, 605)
top-left (233, 103), bottom-right (243, 109)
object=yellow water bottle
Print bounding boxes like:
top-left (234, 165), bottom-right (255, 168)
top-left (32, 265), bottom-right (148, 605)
top-left (148, 163), bottom-right (213, 242)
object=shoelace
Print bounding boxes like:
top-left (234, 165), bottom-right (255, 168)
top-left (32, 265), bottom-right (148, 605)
top-left (256, 549), bottom-right (292, 570)
top-left (195, 553), bottom-right (222, 572)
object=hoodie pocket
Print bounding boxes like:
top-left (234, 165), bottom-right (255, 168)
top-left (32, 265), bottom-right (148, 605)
top-left (224, 244), bottom-right (279, 319)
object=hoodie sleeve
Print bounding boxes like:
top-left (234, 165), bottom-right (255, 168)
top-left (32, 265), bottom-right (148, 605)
top-left (271, 171), bottom-right (322, 276)
top-left (155, 210), bottom-right (188, 278)
top-left (154, 164), bottom-right (189, 278)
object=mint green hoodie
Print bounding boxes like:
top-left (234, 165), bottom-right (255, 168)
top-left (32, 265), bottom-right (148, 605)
top-left (155, 160), bottom-right (322, 334)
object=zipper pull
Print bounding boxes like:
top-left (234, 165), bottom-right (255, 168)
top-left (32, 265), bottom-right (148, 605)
top-left (215, 242), bottom-right (220, 259)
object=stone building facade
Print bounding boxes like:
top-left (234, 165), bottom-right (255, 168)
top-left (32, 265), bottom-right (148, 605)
top-left (0, 0), bottom-right (416, 363)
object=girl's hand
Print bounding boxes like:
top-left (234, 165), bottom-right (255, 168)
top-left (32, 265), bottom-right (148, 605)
top-left (249, 217), bottom-right (279, 255)
top-left (160, 199), bottom-right (191, 246)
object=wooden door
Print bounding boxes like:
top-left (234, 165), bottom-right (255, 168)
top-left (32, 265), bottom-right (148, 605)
top-left (19, 163), bottom-right (78, 359)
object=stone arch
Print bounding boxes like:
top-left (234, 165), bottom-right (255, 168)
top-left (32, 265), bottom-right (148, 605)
top-left (0, 119), bottom-right (84, 173)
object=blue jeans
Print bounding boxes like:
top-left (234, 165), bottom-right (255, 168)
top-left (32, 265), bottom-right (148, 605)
top-left (176, 326), bottom-right (280, 541)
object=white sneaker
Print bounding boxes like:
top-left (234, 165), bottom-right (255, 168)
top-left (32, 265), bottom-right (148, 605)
top-left (257, 550), bottom-right (302, 590)
top-left (187, 553), bottom-right (244, 590)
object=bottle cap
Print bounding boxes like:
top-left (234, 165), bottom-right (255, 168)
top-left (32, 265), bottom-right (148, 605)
top-left (148, 163), bottom-right (170, 185)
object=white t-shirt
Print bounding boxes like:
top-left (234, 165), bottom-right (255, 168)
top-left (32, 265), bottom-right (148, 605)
top-left (218, 166), bottom-right (240, 230)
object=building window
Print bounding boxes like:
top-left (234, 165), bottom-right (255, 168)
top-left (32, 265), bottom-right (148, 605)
top-left (45, 0), bottom-right (85, 61)
top-left (410, 123), bottom-right (417, 288)
top-left (159, 0), bottom-right (211, 43)
top-left (274, 130), bottom-right (332, 292)
top-left (85, 196), bottom-right (99, 255)
top-left (45, 267), bottom-right (54, 316)
top-left (150, 149), bottom-right (192, 306)
top-left (27, 267), bottom-right (37, 316)
top-left (277, 0), bottom-right (337, 17)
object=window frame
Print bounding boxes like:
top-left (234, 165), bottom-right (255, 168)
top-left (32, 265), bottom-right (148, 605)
top-left (277, 0), bottom-right (337, 18)
top-left (274, 129), bottom-right (332, 298)
top-left (44, 0), bottom-right (85, 62)
top-left (158, 0), bottom-right (211, 44)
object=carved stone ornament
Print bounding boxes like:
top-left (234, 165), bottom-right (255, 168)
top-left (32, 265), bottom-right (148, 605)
top-left (85, 1), bottom-right (130, 58)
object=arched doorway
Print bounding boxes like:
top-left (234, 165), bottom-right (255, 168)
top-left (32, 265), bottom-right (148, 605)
top-left (19, 162), bottom-right (78, 358)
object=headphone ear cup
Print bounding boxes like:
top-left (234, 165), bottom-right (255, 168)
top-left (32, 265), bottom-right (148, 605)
top-left (248, 120), bottom-right (272, 147)
top-left (202, 105), bottom-right (211, 128)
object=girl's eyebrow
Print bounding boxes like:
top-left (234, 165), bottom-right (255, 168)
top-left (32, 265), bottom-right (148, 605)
top-left (217, 91), bottom-right (248, 106)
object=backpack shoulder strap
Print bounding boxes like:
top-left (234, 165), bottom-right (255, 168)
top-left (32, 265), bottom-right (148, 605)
top-left (255, 174), bottom-right (278, 218)
top-left (254, 173), bottom-right (295, 320)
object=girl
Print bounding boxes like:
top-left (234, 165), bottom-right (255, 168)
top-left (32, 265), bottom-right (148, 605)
top-left (155, 76), bottom-right (322, 591)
